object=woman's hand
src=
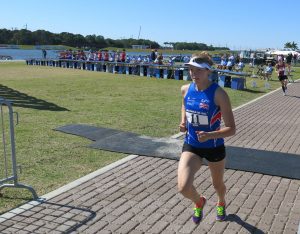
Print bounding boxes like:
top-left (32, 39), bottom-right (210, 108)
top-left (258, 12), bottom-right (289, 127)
top-left (196, 131), bottom-right (211, 142)
top-left (179, 122), bottom-right (186, 132)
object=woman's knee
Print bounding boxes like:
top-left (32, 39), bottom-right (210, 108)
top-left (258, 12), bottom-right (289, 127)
top-left (177, 182), bottom-right (192, 195)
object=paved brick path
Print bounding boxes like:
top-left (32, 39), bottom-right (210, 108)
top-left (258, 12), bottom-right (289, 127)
top-left (1, 82), bottom-right (300, 234)
top-left (227, 82), bottom-right (300, 154)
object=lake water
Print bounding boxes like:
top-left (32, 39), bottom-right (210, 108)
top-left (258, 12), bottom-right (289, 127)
top-left (0, 49), bottom-right (189, 60)
top-left (0, 49), bottom-right (60, 60)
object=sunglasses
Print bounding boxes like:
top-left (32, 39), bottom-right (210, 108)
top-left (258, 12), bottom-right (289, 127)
top-left (192, 57), bottom-right (208, 64)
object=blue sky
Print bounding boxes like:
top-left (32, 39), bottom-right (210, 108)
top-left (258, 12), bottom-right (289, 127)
top-left (1, 0), bottom-right (299, 50)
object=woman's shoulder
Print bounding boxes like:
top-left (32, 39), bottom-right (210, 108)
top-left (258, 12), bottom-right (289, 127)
top-left (181, 83), bottom-right (191, 96)
top-left (214, 85), bottom-right (230, 106)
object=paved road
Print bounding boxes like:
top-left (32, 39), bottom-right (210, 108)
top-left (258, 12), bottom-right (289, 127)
top-left (1, 82), bottom-right (300, 234)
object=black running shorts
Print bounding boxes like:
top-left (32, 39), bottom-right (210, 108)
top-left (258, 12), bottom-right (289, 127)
top-left (278, 75), bottom-right (288, 81)
top-left (182, 142), bottom-right (226, 162)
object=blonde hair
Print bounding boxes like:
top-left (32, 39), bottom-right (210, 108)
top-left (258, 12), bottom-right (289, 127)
top-left (191, 52), bottom-right (214, 66)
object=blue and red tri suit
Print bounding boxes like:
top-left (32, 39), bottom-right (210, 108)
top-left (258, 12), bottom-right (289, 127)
top-left (184, 82), bottom-right (224, 148)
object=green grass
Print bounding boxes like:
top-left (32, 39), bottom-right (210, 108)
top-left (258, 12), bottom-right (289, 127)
top-left (0, 62), bottom-right (299, 213)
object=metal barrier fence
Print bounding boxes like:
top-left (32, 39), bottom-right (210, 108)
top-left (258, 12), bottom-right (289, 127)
top-left (26, 59), bottom-right (250, 90)
top-left (26, 59), bottom-right (191, 80)
top-left (0, 98), bottom-right (38, 199)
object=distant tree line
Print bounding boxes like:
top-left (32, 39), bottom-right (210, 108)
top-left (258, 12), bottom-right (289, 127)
top-left (163, 42), bottom-right (228, 51)
top-left (0, 28), bottom-right (229, 51)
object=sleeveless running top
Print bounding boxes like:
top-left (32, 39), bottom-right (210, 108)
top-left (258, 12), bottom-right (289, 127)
top-left (276, 63), bottom-right (286, 76)
top-left (184, 82), bottom-right (224, 148)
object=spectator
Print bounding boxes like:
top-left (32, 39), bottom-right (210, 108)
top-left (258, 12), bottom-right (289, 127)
top-left (150, 49), bottom-right (156, 62)
top-left (87, 50), bottom-right (94, 61)
top-left (157, 52), bottom-right (163, 65)
top-left (236, 59), bottom-right (245, 72)
top-left (226, 60), bottom-right (233, 70)
top-left (110, 51), bottom-right (115, 62)
top-left (104, 50), bottom-right (109, 61)
top-left (115, 50), bottom-right (120, 62)
top-left (42, 49), bottom-right (47, 59)
top-left (286, 53), bottom-right (293, 75)
top-left (155, 49), bottom-right (158, 59)
top-left (137, 55), bottom-right (142, 63)
top-left (121, 49), bottom-right (126, 62)
top-left (263, 63), bottom-right (273, 80)
top-left (220, 54), bottom-right (227, 69)
top-left (97, 50), bottom-right (102, 61)
top-left (293, 53), bottom-right (298, 65)
top-left (183, 55), bottom-right (190, 63)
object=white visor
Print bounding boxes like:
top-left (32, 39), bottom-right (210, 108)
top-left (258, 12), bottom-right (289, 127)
top-left (184, 57), bottom-right (212, 70)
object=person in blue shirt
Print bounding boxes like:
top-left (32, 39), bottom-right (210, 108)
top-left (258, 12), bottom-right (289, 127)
top-left (236, 59), bottom-right (245, 72)
top-left (220, 54), bottom-right (227, 69)
top-left (178, 52), bottom-right (236, 224)
top-left (263, 63), bottom-right (273, 80)
top-left (42, 49), bottom-right (47, 59)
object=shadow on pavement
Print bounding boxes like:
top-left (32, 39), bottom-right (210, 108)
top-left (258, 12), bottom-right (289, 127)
top-left (43, 201), bottom-right (96, 234)
top-left (0, 200), bottom-right (96, 233)
top-left (286, 94), bottom-right (300, 98)
top-left (0, 84), bottom-right (69, 111)
top-left (227, 214), bottom-right (264, 234)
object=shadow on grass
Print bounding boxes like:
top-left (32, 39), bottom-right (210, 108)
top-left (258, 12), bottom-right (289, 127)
top-left (227, 214), bottom-right (264, 233)
top-left (242, 88), bottom-right (265, 94)
top-left (0, 84), bottom-right (69, 111)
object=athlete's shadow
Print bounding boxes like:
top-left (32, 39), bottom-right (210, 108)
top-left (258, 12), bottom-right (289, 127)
top-left (286, 94), bottom-right (300, 98)
top-left (226, 214), bottom-right (264, 234)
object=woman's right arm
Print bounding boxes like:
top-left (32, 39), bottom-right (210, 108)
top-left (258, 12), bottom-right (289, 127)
top-left (179, 84), bottom-right (189, 132)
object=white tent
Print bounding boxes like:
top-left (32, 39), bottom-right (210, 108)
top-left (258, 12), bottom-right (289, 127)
top-left (267, 49), bottom-right (299, 56)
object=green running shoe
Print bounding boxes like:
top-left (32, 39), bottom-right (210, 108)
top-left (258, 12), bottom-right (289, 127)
top-left (192, 196), bottom-right (206, 224)
top-left (216, 204), bottom-right (226, 221)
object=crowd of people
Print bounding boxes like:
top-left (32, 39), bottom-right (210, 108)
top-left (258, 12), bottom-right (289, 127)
top-left (57, 49), bottom-right (298, 91)
top-left (58, 49), bottom-right (190, 66)
top-left (217, 53), bottom-right (249, 72)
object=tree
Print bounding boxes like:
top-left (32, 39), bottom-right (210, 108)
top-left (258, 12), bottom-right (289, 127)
top-left (59, 32), bottom-right (76, 47)
top-left (73, 34), bottom-right (86, 48)
top-left (0, 28), bottom-right (229, 51)
top-left (284, 42), bottom-right (292, 49)
top-left (11, 29), bottom-right (32, 45)
top-left (95, 35), bottom-right (107, 48)
top-left (0, 29), bottom-right (13, 43)
top-left (291, 41), bottom-right (298, 50)
top-left (32, 30), bottom-right (53, 45)
top-left (284, 41), bottom-right (298, 50)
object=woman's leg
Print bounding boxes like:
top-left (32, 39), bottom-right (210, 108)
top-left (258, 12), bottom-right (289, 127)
top-left (177, 152), bottom-right (202, 204)
top-left (208, 159), bottom-right (226, 204)
top-left (280, 79), bottom-right (285, 93)
top-left (284, 79), bottom-right (288, 89)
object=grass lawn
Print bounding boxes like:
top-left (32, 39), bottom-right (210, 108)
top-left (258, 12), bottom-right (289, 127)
top-left (0, 61), bottom-right (298, 214)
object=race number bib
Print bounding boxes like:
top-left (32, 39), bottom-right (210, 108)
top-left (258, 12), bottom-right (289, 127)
top-left (186, 111), bottom-right (209, 126)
